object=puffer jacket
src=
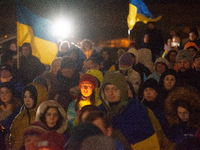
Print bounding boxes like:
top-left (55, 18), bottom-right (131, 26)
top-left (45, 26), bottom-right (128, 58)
top-left (9, 83), bottom-right (48, 150)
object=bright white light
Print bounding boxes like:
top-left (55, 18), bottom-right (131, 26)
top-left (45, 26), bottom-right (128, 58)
top-left (52, 18), bottom-right (73, 39)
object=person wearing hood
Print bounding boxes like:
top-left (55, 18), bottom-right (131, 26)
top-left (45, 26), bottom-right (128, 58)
top-left (148, 57), bottom-right (170, 82)
top-left (9, 82), bottom-right (48, 150)
top-left (35, 100), bottom-right (69, 141)
top-left (116, 52), bottom-right (141, 98)
top-left (165, 86), bottom-right (200, 149)
top-left (159, 69), bottom-right (178, 100)
top-left (19, 43), bottom-right (45, 85)
top-left (98, 73), bottom-right (160, 150)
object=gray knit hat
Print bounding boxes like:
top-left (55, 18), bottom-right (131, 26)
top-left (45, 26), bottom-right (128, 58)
top-left (176, 49), bottom-right (193, 63)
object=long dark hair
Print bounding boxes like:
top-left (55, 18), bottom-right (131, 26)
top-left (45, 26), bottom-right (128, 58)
top-left (40, 106), bottom-right (63, 131)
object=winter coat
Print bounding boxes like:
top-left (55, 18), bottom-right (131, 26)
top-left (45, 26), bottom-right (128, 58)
top-left (138, 48), bottom-right (154, 72)
top-left (116, 68), bottom-right (141, 97)
top-left (19, 53), bottom-right (44, 85)
top-left (56, 69), bottom-right (80, 112)
top-left (99, 73), bottom-right (160, 150)
top-left (165, 87), bottom-right (200, 149)
top-left (35, 100), bottom-right (68, 134)
top-left (9, 83), bottom-right (48, 150)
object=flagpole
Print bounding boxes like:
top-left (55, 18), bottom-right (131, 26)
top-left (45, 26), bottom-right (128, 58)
top-left (128, 29), bottom-right (131, 46)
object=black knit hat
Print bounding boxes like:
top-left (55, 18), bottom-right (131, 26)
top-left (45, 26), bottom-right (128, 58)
top-left (0, 64), bottom-right (12, 73)
top-left (60, 56), bottom-right (75, 69)
top-left (159, 69), bottom-right (178, 88)
top-left (143, 78), bottom-right (159, 93)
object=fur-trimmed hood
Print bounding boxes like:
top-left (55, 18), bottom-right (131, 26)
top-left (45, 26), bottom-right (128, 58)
top-left (165, 86), bottom-right (200, 128)
top-left (35, 100), bottom-right (68, 134)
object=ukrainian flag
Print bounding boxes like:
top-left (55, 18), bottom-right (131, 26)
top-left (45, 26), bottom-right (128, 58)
top-left (127, 0), bottom-right (162, 30)
top-left (17, 2), bottom-right (58, 65)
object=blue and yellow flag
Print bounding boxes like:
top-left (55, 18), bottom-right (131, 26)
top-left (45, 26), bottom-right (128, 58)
top-left (17, 2), bottom-right (58, 65)
top-left (127, 0), bottom-right (162, 30)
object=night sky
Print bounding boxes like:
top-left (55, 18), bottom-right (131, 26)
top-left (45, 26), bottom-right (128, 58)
top-left (0, 0), bottom-right (200, 44)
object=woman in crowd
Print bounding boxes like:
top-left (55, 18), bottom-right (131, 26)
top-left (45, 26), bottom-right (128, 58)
top-left (164, 49), bottom-right (178, 69)
top-left (10, 83), bottom-right (48, 150)
top-left (67, 74), bottom-right (98, 129)
top-left (165, 86), bottom-right (200, 149)
top-left (35, 100), bottom-right (68, 140)
top-left (159, 69), bottom-right (178, 100)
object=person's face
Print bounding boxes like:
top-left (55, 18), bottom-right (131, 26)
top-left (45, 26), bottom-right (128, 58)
top-left (148, 23), bottom-right (155, 30)
top-left (24, 135), bottom-right (40, 150)
top-left (6, 60), bottom-right (14, 68)
top-left (143, 87), bottom-right (158, 101)
top-left (24, 91), bottom-right (34, 109)
top-left (167, 39), bottom-right (172, 47)
top-left (104, 84), bottom-right (121, 103)
top-left (189, 47), bottom-right (196, 57)
top-left (52, 65), bottom-right (60, 76)
top-left (102, 51), bottom-right (109, 61)
top-left (80, 83), bottom-right (93, 97)
top-left (169, 52), bottom-right (177, 63)
top-left (177, 59), bottom-right (191, 72)
top-left (84, 43), bottom-right (91, 51)
top-left (143, 34), bottom-right (150, 43)
top-left (163, 75), bottom-right (176, 90)
top-left (9, 43), bottom-right (17, 51)
top-left (61, 68), bottom-right (75, 78)
top-left (0, 70), bottom-right (12, 78)
top-left (92, 118), bottom-right (111, 137)
top-left (194, 57), bottom-right (200, 70)
top-left (45, 107), bottom-right (59, 128)
top-left (189, 32), bottom-right (197, 42)
top-left (156, 62), bottom-right (166, 74)
top-left (177, 106), bottom-right (189, 122)
top-left (0, 87), bottom-right (12, 104)
top-left (22, 46), bottom-right (30, 57)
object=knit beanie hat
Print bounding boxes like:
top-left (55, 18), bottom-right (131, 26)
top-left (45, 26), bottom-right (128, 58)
top-left (79, 74), bottom-right (98, 90)
top-left (61, 56), bottom-right (75, 69)
top-left (23, 121), bottom-right (49, 138)
top-left (143, 78), bottom-right (159, 93)
top-left (119, 52), bottom-right (132, 66)
top-left (159, 69), bottom-right (178, 87)
top-left (154, 57), bottom-right (170, 68)
top-left (194, 51), bottom-right (200, 61)
top-left (176, 49), bottom-right (193, 63)
top-left (37, 131), bottom-right (65, 150)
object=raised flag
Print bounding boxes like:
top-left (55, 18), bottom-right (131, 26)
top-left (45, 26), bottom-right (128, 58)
top-left (17, 2), bottom-right (58, 65)
top-left (127, 0), bottom-right (162, 30)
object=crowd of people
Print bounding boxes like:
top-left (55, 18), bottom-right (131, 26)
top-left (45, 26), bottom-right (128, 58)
top-left (0, 22), bottom-right (200, 150)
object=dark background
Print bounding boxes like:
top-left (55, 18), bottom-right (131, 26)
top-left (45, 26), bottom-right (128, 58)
top-left (0, 0), bottom-right (200, 45)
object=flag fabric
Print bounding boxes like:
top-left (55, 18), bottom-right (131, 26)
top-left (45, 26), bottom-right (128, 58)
top-left (17, 2), bottom-right (58, 65)
top-left (127, 0), bottom-right (162, 30)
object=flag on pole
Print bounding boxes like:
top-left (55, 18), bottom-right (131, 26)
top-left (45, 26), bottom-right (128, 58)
top-left (17, 2), bottom-right (58, 65)
top-left (127, 0), bottom-right (162, 30)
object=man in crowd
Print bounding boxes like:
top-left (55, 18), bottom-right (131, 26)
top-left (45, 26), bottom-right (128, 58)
top-left (99, 73), bottom-right (160, 150)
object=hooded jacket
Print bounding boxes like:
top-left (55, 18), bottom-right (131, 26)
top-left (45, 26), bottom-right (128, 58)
top-left (9, 83), bottom-right (48, 150)
top-left (165, 87), bottom-right (200, 146)
top-left (99, 73), bottom-right (160, 150)
top-left (35, 100), bottom-right (68, 134)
